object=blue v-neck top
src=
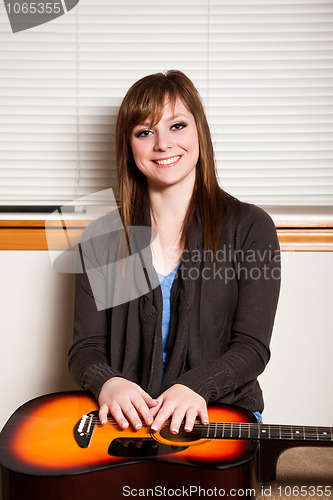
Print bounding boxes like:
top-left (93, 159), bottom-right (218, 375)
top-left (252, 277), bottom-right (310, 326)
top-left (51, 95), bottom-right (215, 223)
top-left (157, 264), bottom-right (180, 375)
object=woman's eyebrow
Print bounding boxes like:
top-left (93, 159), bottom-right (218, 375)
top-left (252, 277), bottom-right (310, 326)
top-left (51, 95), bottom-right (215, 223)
top-left (167, 113), bottom-right (188, 121)
top-left (133, 113), bottom-right (189, 129)
top-left (133, 121), bottom-right (151, 128)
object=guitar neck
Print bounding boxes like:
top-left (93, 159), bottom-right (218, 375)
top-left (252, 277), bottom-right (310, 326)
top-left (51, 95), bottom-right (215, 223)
top-left (202, 422), bottom-right (333, 443)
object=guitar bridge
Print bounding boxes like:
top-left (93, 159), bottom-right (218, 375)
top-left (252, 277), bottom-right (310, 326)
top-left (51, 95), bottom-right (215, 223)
top-left (73, 410), bottom-right (99, 448)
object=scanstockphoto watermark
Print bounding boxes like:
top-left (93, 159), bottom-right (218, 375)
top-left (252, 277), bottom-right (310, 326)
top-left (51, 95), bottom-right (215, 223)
top-left (45, 189), bottom-right (161, 311)
top-left (4, 0), bottom-right (80, 33)
top-left (162, 237), bottom-right (281, 283)
top-left (122, 485), bottom-right (257, 497)
top-left (172, 246), bottom-right (280, 266)
top-left (45, 189), bottom-right (281, 312)
top-left (178, 262), bottom-right (281, 283)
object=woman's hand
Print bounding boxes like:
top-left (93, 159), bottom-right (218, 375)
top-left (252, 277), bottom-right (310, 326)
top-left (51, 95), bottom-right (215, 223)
top-left (98, 377), bottom-right (159, 430)
top-left (150, 384), bottom-right (209, 434)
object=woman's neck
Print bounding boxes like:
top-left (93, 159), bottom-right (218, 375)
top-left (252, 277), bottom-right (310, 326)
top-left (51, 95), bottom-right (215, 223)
top-left (147, 182), bottom-right (194, 275)
top-left (147, 179), bottom-right (194, 227)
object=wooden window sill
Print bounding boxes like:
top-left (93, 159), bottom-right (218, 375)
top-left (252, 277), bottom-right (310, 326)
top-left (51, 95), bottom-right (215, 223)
top-left (0, 219), bottom-right (333, 251)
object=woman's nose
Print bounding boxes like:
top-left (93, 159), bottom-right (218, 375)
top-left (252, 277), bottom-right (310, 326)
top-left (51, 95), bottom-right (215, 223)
top-left (153, 131), bottom-right (171, 152)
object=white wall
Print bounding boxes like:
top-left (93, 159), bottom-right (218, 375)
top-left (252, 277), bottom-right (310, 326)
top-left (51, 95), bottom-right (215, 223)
top-left (259, 251), bottom-right (333, 426)
top-left (0, 251), bottom-right (78, 431)
top-left (0, 250), bottom-right (332, 499)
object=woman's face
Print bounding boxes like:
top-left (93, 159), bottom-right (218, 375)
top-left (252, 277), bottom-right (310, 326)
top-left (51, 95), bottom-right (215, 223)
top-left (130, 97), bottom-right (199, 190)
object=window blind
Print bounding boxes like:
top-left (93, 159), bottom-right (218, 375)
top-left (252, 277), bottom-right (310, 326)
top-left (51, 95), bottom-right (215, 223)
top-left (0, 0), bottom-right (332, 207)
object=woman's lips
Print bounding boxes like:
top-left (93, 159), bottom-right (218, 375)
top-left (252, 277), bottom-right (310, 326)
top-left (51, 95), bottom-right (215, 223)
top-left (152, 155), bottom-right (182, 168)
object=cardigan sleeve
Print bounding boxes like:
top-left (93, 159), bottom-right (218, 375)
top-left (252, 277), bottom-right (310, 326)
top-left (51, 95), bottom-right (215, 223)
top-left (68, 216), bottom-right (124, 399)
top-left (174, 205), bottom-right (281, 406)
top-left (68, 261), bottom-right (123, 399)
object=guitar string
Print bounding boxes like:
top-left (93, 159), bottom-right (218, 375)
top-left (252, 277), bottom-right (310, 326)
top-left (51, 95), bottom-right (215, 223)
top-left (82, 418), bottom-right (331, 438)
top-left (86, 417), bottom-right (330, 431)
top-left (87, 416), bottom-right (330, 430)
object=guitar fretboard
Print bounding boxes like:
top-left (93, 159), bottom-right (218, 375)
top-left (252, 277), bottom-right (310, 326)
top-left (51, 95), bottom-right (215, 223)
top-left (201, 423), bottom-right (333, 442)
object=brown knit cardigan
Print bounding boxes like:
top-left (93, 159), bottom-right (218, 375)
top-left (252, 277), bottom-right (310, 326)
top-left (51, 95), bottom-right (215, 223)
top-left (68, 197), bottom-right (280, 413)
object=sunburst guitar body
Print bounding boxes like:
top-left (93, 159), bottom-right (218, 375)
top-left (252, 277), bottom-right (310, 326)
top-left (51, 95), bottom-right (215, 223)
top-left (0, 391), bottom-right (332, 500)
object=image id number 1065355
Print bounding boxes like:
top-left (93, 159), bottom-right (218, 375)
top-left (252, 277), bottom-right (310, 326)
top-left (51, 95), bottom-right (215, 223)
top-left (5, 2), bottom-right (62, 14)
top-left (263, 485), bottom-right (332, 497)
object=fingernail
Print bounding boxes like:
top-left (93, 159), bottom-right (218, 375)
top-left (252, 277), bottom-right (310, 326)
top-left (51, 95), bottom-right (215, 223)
top-left (151, 425), bottom-right (157, 431)
top-left (135, 423), bottom-right (142, 430)
top-left (101, 419), bottom-right (107, 424)
top-left (184, 426), bottom-right (191, 432)
top-left (122, 422), bottom-right (129, 429)
top-left (171, 428), bottom-right (178, 434)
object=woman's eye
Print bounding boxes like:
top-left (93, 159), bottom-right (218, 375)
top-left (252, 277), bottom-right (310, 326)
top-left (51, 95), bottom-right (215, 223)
top-left (135, 129), bottom-right (152, 138)
top-left (171, 122), bottom-right (187, 131)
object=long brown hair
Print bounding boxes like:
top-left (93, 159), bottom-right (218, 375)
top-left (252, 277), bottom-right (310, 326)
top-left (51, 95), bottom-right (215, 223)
top-left (116, 70), bottom-right (229, 252)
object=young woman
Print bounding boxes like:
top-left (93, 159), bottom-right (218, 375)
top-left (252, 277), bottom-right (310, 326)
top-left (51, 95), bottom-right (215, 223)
top-left (68, 70), bottom-right (280, 437)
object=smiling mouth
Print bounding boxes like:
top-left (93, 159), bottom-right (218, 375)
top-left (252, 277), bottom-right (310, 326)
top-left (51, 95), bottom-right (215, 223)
top-left (153, 155), bottom-right (181, 167)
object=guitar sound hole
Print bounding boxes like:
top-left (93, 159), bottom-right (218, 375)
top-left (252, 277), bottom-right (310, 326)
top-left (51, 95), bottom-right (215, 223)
top-left (108, 438), bottom-right (188, 458)
top-left (159, 425), bottom-right (202, 443)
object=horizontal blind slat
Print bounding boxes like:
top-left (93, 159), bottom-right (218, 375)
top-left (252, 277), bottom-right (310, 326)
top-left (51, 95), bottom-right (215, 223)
top-left (0, 0), bottom-right (332, 206)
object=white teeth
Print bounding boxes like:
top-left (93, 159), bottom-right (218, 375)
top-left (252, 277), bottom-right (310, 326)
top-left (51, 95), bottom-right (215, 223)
top-left (155, 156), bottom-right (180, 165)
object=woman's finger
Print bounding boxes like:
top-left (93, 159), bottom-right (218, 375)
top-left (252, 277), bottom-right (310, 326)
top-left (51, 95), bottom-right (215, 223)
top-left (125, 393), bottom-right (153, 429)
top-left (99, 403), bottom-right (110, 425)
top-left (183, 407), bottom-right (198, 432)
top-left (108, 401), bottom-right (130, 429)
top-left (169, 406), bottom-right (187, 434)
top-left (150, 401), bottom-right (174, 432)
top-left (198, 406), bottom-right (209, 426)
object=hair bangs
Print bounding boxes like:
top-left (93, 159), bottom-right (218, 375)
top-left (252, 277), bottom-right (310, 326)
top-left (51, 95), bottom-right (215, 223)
top-left (126, 79), bottom-right (182, 136)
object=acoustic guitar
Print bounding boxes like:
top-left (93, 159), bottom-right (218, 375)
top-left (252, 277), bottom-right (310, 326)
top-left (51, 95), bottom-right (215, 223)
top-left (0, 391), bottom-right (332, 500)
